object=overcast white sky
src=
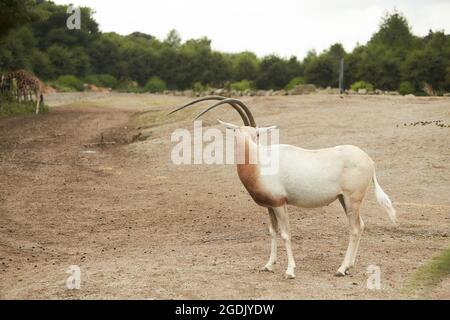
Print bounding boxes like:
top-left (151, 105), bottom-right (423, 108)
top-left (54, 0), bottom-right (449, 59)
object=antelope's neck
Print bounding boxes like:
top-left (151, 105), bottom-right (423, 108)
top-left (235, 134), bottom-right (259, 188)
top-left (235, 134), bottom-right (286, 207)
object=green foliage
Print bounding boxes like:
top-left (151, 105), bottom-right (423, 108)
top-left (303, 44), bottom-right (346, 88)
top-left (192, 81), bottom-right (206, 92)
top-left (256, 55), bottom-right (301, 89)
top-left (0, 98), bottom-right (48, 116)
top-left (370, 11), bottom-right (413, 48)
top-left (50, 75), bottom-right (84, 92)
top-left (144, 76), bottom-right (166, 93)
top-left (285, 77), bottom-right (305, 90)
top-left (230, 80), bottom-right (252, 91)
top-left (115, 78), bottom-right (137, 90)
top-left (83, 74), bottom-right (118, 89)
top-left (0, 0), bottom-right (34, 39)
top-left (402, 36), bottom-right (448, 93)
top-left (350, 81), bottom-right (374, 92)
top-left (0, 2), bottom-right (448, 96)
top-left (446, 66), bottom-right (450, 92)
top-left (398, 81), bottom-right (415, 95)
top-left (405, 246), bottom-right (450, 296)
top-left (231, 52), bottom-right (259, 81)
top-left (164, 29), bottom-right (181, 49)
top-left (31, 48), bottom-right (53, 79)
top-left (305, 55), bottom-right (334, 88)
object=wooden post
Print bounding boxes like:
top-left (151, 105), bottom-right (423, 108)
top-left (339, 58), bottom-right (344, 94)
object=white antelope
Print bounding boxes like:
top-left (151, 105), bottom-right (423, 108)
top-left (170, 96), bottom-right (397, 279)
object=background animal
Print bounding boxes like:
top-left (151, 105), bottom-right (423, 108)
top-left (1, 69), bottom-right (44, 114)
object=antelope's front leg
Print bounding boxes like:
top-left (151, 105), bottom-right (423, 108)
top-left (273, 205), bottom-right (296, 279)
top-left (262, 208), bottom-right (278, 272)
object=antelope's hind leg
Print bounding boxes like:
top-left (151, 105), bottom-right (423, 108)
top-left (336, 194), bottom-right (364, 276)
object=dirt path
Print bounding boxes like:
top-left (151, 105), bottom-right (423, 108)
top-left (0, 94), bottom-right (449, 299)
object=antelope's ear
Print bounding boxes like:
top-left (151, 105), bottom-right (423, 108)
top-left (217, 119), bottom-right (239, 130)
top-left (257, 125), bottom-right (277, 133)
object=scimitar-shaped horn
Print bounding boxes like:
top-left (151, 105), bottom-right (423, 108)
top-left (169, 96), bottom-right (255, 127)
top-left (193, 98), bottom-right (256, 127)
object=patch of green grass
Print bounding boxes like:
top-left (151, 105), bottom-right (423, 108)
top-left (144, 76), bottom-right (167, 93)
top-left (229, 80), bottom-right (252, 92)
top-left (116, 87), bottom-right (147, 93)
top-left (405, 246), bottom-right (450, 297)
top-left (285, 77), bottom-right (305, 91)
top-left (0, 99), bottom-right (48, 116)
top-left (48, 75), bottom-right (84, 92)
top-left (83, 74), bottom-right (118, 89)
top-left (137, 110), bottom-right (171, 128)
top-left (350, 80), bottom-right (374, 92)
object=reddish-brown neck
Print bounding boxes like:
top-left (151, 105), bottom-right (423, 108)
top-left (234, 132), bottom-right (286, 207)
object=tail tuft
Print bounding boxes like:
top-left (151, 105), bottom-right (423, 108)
top-left (373, 173), bottom-right (397, 225)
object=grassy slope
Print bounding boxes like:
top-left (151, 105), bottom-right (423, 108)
top-left (405, 246), bottom-right (450, 298)
top-left (0, 100), bottom-right (48, 116)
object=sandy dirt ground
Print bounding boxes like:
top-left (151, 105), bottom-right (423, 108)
top-left (0, 93), bottom-right (449, 299)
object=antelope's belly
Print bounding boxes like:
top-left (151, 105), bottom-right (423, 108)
top-left (285, 187), bottom-right (338, 208)
top-left (282, 174), bottom-right (341, 208)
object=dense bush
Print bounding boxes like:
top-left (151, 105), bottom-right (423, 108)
top-left (285, 77), bottom-right (305, 91)
top-left (398, 81), bottom-right (415, 95)
top-left (115, 79), bottom-right (139, 91)
top-left (144, 76), bottom-right (166, 93)
top-left (255, 55), bottom-right (301, 90)
top-left (83, 74), bottom-right (118, 89)
top-left (192, 81), bottom-right (206, 92)
top-left (350, 80), bottom-right (374, 92)
top-left (49, 75), bottom-right (84, 92)
top-left (230, 80), bottom-right (252, 91)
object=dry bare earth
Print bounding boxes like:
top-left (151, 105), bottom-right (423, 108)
top-left (0, 93), bottom-right (449, 299)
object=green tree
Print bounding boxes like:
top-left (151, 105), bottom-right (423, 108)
top-left (370, 11), bottom-right (413, 49)
top-left (88, 34), bottom-right (121, 77)
top-left (232, 52), bottom-right (259, 81)
top-left (31, 49), bottom-right (53, 79)
top-left (0, 26), bottom-right (36, 70)
top-left (1, 2), bottom-right (448, 96)
top-left (403, 48), bottom-right (447, 93)
top-left (47, 44), bottom-right (76, 76)
top-left (0, 0), bottom-right (33, 38)
top-left (256, 55), bottom-right (299, 89)
top-left (145, 76), bottom-right (166, 92)
top-left (304, 43), bottom-right (345, 88)
top-left (304, 54), bottom-right (334, 87)
top-left (164, 29), bottom-right (182, 49)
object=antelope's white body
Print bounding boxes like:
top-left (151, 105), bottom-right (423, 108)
top-left (258, 144), bottom-right (374, 208)
top-left (171, 97), bottom-right (397, 280)
top-left (231, 125), bottom-right (397, 278)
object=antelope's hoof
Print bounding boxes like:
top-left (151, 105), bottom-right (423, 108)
top-left (261, 264), bottom-right (274, 272)
top-left (285, 272), bottom-right (295, 279)
top-left (335, 268), bottom-right (350, 277)
top-left (285, 269), bottom-right (295, 279)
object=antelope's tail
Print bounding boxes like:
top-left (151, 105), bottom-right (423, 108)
top-left (373, 173), bottom-right (397, 225)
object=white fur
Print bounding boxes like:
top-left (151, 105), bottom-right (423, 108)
top-left (221, 122), bottom-right (397, 279)
top-left (373, 174), bottom-right (397, 224)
